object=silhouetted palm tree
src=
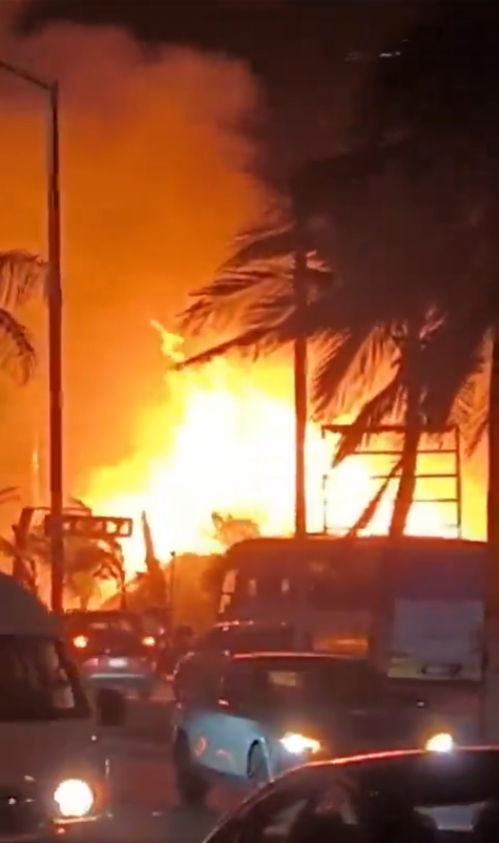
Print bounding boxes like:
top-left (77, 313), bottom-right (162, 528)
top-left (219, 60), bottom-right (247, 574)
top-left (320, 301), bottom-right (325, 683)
top-left (349, 2), bottom-right (499, 608)
top-left (0, 251), bottom-right (45, 382)
top-left (179, 145), bottom-right (467, 537)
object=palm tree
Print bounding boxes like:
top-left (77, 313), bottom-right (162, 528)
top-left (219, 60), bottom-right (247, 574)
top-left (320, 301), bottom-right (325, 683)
top-left (348, 3), bottom-right (499, 606)
top-left (0, 251), bottom-right (45, 383)
top-left (179, 142), bottom-right (466, 540)
top-left (181, 207), bottom-right (330, 537)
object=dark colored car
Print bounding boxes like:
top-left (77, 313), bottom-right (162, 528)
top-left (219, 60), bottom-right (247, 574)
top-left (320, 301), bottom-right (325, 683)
top-left (195, 620), bottom-right (300, 655)
top-left (167, 619), bottom-right (297, 677)
top-left (204, 746), bottom-right (499, 843)
top-left (63, 610), bottom-right (158, 699)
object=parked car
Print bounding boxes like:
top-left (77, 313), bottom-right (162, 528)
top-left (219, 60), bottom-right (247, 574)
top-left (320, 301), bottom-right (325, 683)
top-left (171, 651), bottom-right (447, 804)
top-left (202, 746), bottom-right (499, 843)
top-left (0, 571), bottom-right (126, 839)
top-left (63, 610), bottom-right (158, 700)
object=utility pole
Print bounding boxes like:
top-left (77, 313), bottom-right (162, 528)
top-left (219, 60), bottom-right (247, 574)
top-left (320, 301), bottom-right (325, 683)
top-left (0, 61), bottom-right (64, 612)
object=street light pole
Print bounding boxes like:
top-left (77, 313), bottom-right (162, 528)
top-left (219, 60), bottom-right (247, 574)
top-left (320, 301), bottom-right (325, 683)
top-left (0, 61), bottom-right (64, 612)
top-left (47, 83), bottom-right (64, 614)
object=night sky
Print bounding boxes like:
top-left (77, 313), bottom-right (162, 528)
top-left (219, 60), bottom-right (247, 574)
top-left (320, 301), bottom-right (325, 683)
top-left (18, 1), bottom-right (421, 176)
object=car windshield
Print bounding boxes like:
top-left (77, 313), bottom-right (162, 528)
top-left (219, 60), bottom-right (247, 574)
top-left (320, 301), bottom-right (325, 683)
top-left (0, 635), bottom-right (90, 720)
top-left (252, 658), bottom-right (388, 708)
top-left (354, 751), bottom-right (499, 839)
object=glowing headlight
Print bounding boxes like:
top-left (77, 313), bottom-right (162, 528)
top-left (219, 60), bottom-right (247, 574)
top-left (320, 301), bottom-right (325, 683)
top-left (425, 732), bottom-right (454, 753)
top-left (53, 779), bottom-right (94, 818)
top-left (280, 733), bottom-right (321, 755)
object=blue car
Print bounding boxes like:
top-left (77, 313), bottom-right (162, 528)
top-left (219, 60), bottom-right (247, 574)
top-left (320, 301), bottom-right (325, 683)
top-left (171, 651), bottom-right (451, 805)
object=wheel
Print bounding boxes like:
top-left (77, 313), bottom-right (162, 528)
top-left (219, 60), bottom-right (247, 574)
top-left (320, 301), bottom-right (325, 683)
top-left (173, 733), bottom-right (210, 806)
top-left (247, 742), bottom-right (270, 786)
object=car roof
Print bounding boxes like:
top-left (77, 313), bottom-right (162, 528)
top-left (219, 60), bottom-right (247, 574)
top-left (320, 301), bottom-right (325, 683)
top-left (213, 620), bottom-right (293, 631)
top-left (64, 610), bottom-right (135, 619)
top-left (283, 747), bottom-right (499, 799)
top-left (308, 745), bottom-right (499, 788)
top-left (231, 651), bottom-right (366, 664)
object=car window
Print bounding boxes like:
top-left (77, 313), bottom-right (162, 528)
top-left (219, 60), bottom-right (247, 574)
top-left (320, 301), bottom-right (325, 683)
top-left (0, 635), bottom-right (90, 720)
top-left (311, 781), bottom-right (360, 827)
top-left (231, 659), bottom-right (388, 710)
top-left (65, 614), bottom-right (138, 635)
top-left (174, 655), bottom-right (221, 704)
top-left (236, 793), bottom-right (309, 843)
top-left (221, 661), bottom-right (261, 705)
top-left (198, 626), bottom-right (295, 654)
top-left (236, 780), bottom-right (358, 843)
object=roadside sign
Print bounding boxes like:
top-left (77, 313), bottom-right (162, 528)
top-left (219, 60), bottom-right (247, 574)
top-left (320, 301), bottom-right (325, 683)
top-left (43, 514), bottom-right (133, 540)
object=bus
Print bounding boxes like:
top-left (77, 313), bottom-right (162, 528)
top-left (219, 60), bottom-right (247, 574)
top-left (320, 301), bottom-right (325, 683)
top-left (218, 535), bottom-right (486, 685)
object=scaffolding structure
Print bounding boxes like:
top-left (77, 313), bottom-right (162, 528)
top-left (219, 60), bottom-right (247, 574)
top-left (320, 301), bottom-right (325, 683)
top-left (320, 424), bottom-right (462, 538)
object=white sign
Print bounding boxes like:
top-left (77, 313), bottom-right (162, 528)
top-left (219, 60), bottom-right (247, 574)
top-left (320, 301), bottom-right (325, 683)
top-left (389, 599), bottom-right (484, 681)
top-left (108, 658), bottom-right (127, 669)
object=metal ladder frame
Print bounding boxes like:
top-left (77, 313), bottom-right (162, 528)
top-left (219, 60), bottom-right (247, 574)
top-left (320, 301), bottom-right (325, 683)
top-left (320, 423), bottom-right (463, 537)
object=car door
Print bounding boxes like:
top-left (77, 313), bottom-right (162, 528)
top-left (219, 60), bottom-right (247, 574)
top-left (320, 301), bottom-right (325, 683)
top-left (205, 659), bottom-right (271, 778)
top-left (172, 652), bottom-right (226, 768)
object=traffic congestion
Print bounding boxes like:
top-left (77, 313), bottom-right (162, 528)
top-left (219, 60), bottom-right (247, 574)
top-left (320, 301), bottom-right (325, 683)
top-left (0, 534), bottom-right (497, 843)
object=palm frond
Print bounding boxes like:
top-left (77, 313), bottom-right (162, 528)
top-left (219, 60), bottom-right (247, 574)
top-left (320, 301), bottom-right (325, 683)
top-left (68, 497), bottom-right (93, 514)
top-left (0, 309), bottom-right (35, 384)
top-left (0, 536), bottom-right (15, 557)
top-left (421, 307), bottom-right (488, 428)
top-left (223, 223), bottom-right (295, 269)
top-left (312, 324), bottom-right (395, 418)
top-left (179, 266), bottom-right (291, 333)
top-left (176, 320), bottom-right (291, 369)
top-left (332, 374), bottom-right (405, 466)
top-left (0, 251), bottom-right (46, 309)
top-left (0, 486), bottom-right (20, 504)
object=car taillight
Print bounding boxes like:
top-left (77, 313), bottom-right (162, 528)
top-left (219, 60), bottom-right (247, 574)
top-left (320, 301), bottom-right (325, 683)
top-left (73, 635), bottom-right (88, 649)
top-left (142, 635), bottom-right (156, 647)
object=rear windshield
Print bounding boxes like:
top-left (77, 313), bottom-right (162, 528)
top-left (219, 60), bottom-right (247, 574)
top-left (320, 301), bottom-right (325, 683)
top-left (65, 614), bottom-right (138, 635)
top-left (225, 657), bottom-right (390, 710)
top-left (198, 625), bottom-right (295, 654)
top-left (251, 658), bottom-right (388, 707)
top-left (0, 635), bottom-right (89, 721)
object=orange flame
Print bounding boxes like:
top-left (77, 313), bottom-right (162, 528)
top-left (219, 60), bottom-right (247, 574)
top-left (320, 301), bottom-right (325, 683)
top-left (81, 324), bottom-right (471, 577)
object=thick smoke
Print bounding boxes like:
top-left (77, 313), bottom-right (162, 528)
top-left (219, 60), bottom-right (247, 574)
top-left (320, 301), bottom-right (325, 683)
top-left (0, 8), bottom-right (264, 501)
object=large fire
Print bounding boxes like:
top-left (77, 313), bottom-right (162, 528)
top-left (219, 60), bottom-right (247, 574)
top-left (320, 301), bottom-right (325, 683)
top-left (82, 326), bottom-right (465, 577)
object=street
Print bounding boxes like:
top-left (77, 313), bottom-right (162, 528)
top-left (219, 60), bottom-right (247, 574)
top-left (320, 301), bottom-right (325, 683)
top-left (96, 684), bottom-right (245, 843)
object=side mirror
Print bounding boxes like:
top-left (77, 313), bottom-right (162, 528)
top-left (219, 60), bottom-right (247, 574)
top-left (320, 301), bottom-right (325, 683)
top-left (96, 687), bottom-right (126, 727)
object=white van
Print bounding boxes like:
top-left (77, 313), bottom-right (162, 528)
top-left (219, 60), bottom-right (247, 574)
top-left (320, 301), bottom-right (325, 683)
top-left (0, 571), bottom-right (125, 839)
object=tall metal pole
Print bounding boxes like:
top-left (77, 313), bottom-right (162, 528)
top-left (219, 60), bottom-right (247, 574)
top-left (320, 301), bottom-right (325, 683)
top-left (47, 84), bottom-right (64, 614)
top-left (0, 62), bottom-right (65, 610)
top-left (293, 234), bottom-right (308, 537)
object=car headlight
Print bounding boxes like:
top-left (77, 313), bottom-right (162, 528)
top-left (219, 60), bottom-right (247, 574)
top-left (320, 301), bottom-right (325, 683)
top-left (53, 779), bottom-right (95, 818)
top-left (425, 732), bottom-right (454, 753)
top-left (280, 732), bottom-right (321, 755)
